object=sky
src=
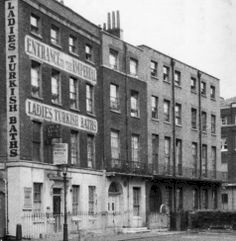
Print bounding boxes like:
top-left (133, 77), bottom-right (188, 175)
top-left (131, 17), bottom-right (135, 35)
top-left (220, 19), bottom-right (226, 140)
top-left (65, 0), bottom-right (236, 99)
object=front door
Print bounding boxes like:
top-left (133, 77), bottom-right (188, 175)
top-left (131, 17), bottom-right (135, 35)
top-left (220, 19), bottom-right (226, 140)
top-left (53, 188), bottom-right (61, 232)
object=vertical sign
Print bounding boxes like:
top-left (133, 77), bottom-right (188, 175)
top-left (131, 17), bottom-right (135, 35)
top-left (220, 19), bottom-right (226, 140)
top-left (5, 0), bottom-right (20, 160)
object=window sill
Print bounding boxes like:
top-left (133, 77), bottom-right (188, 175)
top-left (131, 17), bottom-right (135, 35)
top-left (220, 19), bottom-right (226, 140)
top-left (164, 121), bottom-right (171, 125)
top-left (70, 107), bottom-right (80, 113)
top-left (163, 80), bottom-right (171, 85)
top-left (201, 94), bottom-right (207, 98)
top-left (87, 112), bottom-right (96, 118)
top-left (191, 90), bottom-right (197, 95)
top-left (51, 101), bottom-right (62, 107)
top-left (151, 118), bottom-right (159, 122)
top-left (211, 133), bottom-right (217, 137)
top-left (69, 51), bottom-right (79, 58)
top-left (211, 97), bottom-right (216, 102)
top-left (85, 59), bottom-right (95, 66)
top-left (202, 131), bottom-right (207, 135)
top-left (30, 32), bottom-right (43, 39)
top-left (31, 95), bottom-right (43, 101)
top-left (131, 115), bottom-right (140, 120)
top-left (176, 124), bottom-right (182, 128)
top-left (151, 75), bottom-right (158, 80)
top-left (111, 109), bottom-right (121, 114)
top-left (175, 84), bottom-right (182, 89)
top-left (191, 128), bottom-right (198, 132)
top-left (51, 42), bottom-right (62, 49)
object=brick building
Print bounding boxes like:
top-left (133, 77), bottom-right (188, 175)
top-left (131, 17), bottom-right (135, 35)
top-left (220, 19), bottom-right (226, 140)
top-left (0, 0), bottom-right (227, 239)
top-left (220, 97), bottom-right (236, 210)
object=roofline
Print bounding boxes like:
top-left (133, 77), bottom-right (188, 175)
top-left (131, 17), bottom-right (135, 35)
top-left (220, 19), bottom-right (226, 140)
top-left (139, 44), bottom-right (220, 81)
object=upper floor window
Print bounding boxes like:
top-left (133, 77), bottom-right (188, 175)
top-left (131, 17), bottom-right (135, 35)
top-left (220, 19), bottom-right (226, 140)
top-left (191, 77), bottom-right (197, 92)
top-left (70, 131), bottom-right (79, 165)
top-left (130, 58), bottom-right (138, 76)
top-left (174, 71), bottom-right (181, 86)
top-left (151, 96), bottom-right (158, 119)
top-left (152, 134), bottom-right (159, 165)
top-left (130, 90), bottom-right (139, 118)
top-left (210, 85), bottom-right (216, 99)
top-left (50, 25), bottom-right (60, 45)
top-left (201, 81), bottom-right (206, 96)
top-left (31, 61), bottom-right (41, 98)
top-left (191, 108), bottom-right (197, 129)
top-left (221, 137), bottom-right (228, 152)
top-left (221, 116), bottom-right (228, 126)
top-left (111, 130), bottom-right (120, 161)
top-left (51, 70), bottom-right (61, 104)
top-left (211, 114), bottom-right (216, 134)
top-left (150, 60), bottom-right (158, 77)
top-left (176, 139), bottom-right (182, 175)
top-left (30, 14), bottom-right (40, 35)
top-left (164, 137), bottom-right (171, 166)
top-left (69, 35), bottom-right (76, 54)
top-left (201, 111), bottom-right (207, 132)
top-left (109, 49), bottom-right (118, 69)
top-left (69, 77), bottom-right (78, 109)
top-left (164, 99), bottom-right (170, 122)
top-left (86, 84), bottom-right (94, 114)
top-left (85, 44), bottom-right (93, 62)
top-left (110, 84), bottom-right (120, 111)
top-left (175, 103), bottom-right (182, 125)
top-left (202, 145), bottom-right (207, 177)
top-left (163, 65), bottom-right (170, 82)
top-left (211, 146), bottom-right (217, 173)
top-left (192, 142), bottom-right (198, 171)
top-left (87, 135), bottom-right (95, 168)
top-left (131, 134), bottom-right (140, 162)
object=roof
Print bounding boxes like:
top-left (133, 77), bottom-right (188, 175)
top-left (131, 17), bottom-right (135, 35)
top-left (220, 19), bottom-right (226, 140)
top-left (220, 96), bottom-right (236, 108)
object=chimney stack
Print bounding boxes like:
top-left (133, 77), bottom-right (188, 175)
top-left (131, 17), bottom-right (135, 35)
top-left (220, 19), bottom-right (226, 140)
top-left (104, 10), bottom-right (123, 39)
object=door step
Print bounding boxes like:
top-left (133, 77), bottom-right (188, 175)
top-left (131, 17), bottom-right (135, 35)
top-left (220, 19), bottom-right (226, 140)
top-left (122, 227), bottom-right (150, 233)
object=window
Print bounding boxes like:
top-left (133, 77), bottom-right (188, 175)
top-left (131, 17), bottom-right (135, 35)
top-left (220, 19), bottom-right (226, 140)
top-left (69, 35), bottom-right (76, 54)
top-left (88, 186), bottom-right (96, 215)
top-left (85, 44), bottom-right (92, 61)
top-left (164, 137), bottom-right (171, 170)
top-left (130, 90), bottom-right (139, 117)
top-left (69, 77), bottom-right (78, 109)
top-left (176, 188), bottom-right (183, 211)
top-left (202, 189), bottom-right (208, 209)
top-left (70, 131), bottom-right (79, 165)
top-left (111, 130), bottom-right (120, 161)
top-left (31, 61), bottom-right (41, 98)
top-left (72, 185), bottom-right (79, 215)
top-left (201, 111), bottom-right (207, 132)
top-left (86, 84), bottom-right (94, 114)
top-left (176, 139), bottom-right (182, 175)
top-left (130, 58), bottom-right (138, 76)
top-left (191, 77), bottom-right (197, 92)
top-left (211, 146), bottom-right (216, 177)
top-left (33, 183), bottom-right (42, 212)
top-left (152, 134), bottom-right (159, 168)
top-left (202, 145), bottom-right (207, 177)
top-left (222, 193), bottom-right (228, 204)
top-left (50, 25), bottom-right (60, 45)
top-left (212, 189), bottom-right (217, 209)
top-left (221, 116), bottom-right (228, 126)
top-left (221, 137), bottom-right (228, 151)
top-left (164, 100), bottom-right (170, 122)
top-left (51, 70), bottom-right (61, 104)
top-left (131, 134), bottom-right (139, 163)
top-left (211, 114), bottom-right (216, 134)
top-left (163, 65), bottom-right (170, 82)
top-left (174, 71), bottom-right (181, 86)
top-left (201, 81), bottom-right (206, 96)
top-left (192, 143), bottom-right (198, 175)
top-left (210, 85), bottom-right (216, 99)
top-left (192, 189), bottom-right (198, 210)
top-left (133, 187), bottom-right (141, 216)
top-left (167, 187), bottom-right (173, 211)
top-left (110, 84), bottom-right (120, 111)
top-left (109, 49), bottom-right (118, 69)
top-left (87, 135), bottom-right (95, 168)
top-left (30, 14), bottom-right (40, 35)
top-left (175, 103), bottom-right (182, 125)
top-left (32, 121), bottom-right (42, 162)
top-left (150, 60), bottom-right (158, 77)
top-left (191, 108), bottom-right (197, 129)
top-left (151, 96), bottom-right (158, 119)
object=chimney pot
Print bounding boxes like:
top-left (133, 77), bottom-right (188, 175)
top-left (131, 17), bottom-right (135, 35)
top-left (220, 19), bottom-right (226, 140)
top-left (112, 11), bottom-right (116, 29)
top-left (107, 12), bottom-right (111, 29)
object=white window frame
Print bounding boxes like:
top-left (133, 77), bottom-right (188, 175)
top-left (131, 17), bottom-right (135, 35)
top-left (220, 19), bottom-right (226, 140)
top-left (130, 91), bottom-right (139, 118)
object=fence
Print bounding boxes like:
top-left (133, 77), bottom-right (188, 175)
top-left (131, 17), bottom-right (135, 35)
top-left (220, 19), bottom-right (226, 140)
top-left (21, 210), bottom-right (132, 239)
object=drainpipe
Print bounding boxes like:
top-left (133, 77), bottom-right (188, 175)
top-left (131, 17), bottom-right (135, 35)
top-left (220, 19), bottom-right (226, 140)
top-left (197, 71), bottom-right (202, 209)
top-left (171, 59), bottom-right (176, 215)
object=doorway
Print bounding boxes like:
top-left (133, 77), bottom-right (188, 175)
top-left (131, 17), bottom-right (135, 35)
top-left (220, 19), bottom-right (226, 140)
top-left (53, 188), bottom-right (61, 232)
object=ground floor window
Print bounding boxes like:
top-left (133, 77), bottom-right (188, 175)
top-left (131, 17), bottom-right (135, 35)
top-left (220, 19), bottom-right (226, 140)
top-left (88, 186), bottom-right (96, 215)
top-left (133, 187), bottom-right (141, 216)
